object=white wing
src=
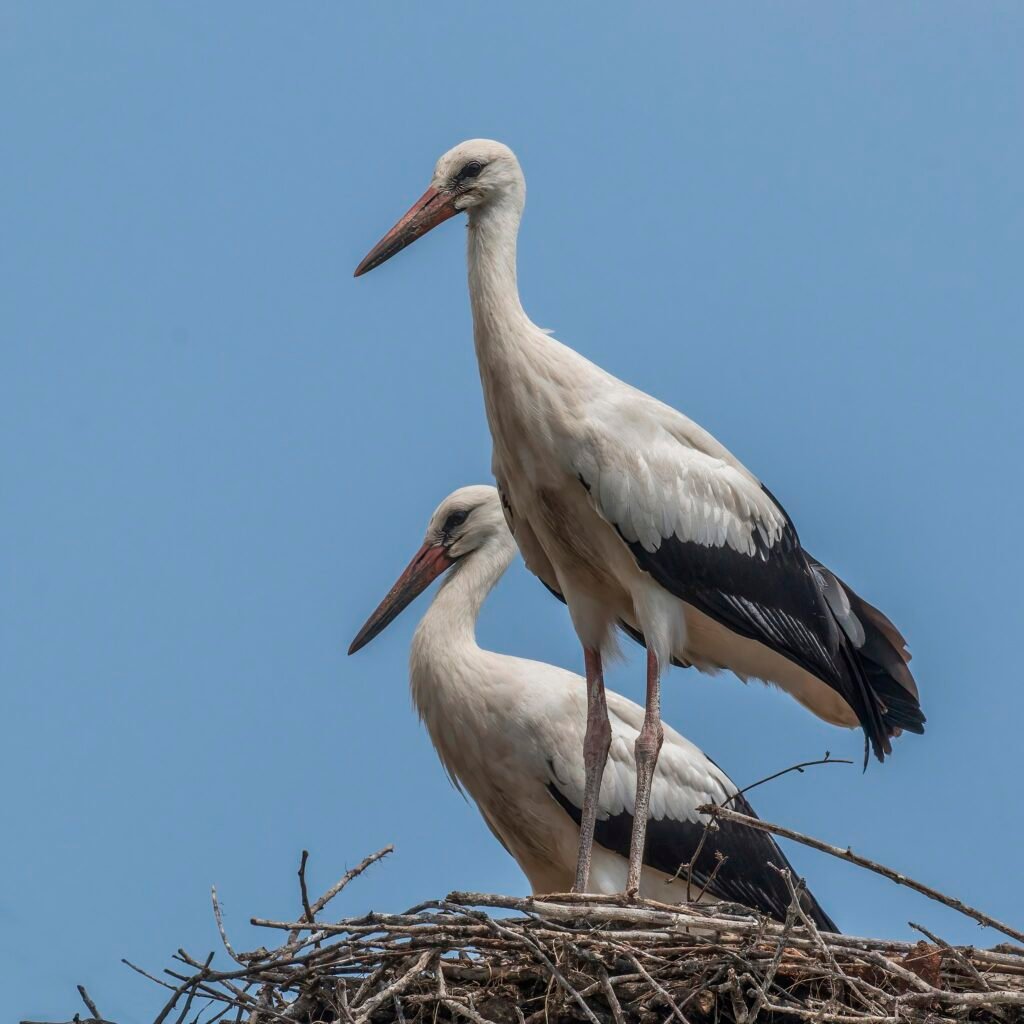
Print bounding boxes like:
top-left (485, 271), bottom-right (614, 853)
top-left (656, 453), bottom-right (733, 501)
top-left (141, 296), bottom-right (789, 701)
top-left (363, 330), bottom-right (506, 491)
top-left (536, 672), bottom-right (834, 925)
top-left (544, 683), bottom-right (735, 825)
top-left (566, 388), bottom-right (788, 557)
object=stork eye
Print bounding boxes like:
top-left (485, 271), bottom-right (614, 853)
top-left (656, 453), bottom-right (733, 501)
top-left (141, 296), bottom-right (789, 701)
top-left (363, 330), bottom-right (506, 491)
top-left (457, 160), bottom-right (484, 181)
top-left (443, 509), bottom-right (470, 533)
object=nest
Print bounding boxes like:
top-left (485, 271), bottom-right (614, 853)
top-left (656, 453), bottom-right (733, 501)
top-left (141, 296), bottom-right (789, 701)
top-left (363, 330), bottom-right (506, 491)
top-left (26, 835), bottom-right (1024, 1024)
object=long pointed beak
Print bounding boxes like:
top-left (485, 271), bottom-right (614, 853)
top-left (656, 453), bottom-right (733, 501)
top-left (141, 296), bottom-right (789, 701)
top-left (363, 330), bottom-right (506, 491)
top-left (348, 543), bottom-right (454, 655)
top-left (354, 186), bottom-right (460, 277)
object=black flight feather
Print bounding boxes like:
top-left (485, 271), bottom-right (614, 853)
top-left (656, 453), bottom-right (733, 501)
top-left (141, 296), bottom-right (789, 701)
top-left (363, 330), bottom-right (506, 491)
top-left (547, 781), bottom-right (837, 931)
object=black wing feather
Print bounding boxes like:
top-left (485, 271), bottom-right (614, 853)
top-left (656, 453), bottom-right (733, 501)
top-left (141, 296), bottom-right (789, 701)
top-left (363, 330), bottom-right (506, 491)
top-left (547, 782), bottom-right (836, 931)
top-left (586, 475), bottom-right (923, 763)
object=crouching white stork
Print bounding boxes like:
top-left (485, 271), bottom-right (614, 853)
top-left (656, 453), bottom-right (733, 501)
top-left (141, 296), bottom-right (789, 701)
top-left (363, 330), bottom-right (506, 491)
top-left (353, 139), bottom-right (925, 895)
top-left (349, 485), bottom-right (836, 928)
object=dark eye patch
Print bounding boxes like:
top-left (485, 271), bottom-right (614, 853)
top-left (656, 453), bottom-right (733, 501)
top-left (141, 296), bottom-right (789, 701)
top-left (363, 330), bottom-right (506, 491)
top-left (443, 508), bottom-right (470, 534)
top-left (456, 160), bottom-right (484, 182)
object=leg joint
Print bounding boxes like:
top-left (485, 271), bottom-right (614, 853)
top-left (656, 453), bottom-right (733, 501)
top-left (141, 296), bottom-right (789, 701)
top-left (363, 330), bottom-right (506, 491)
top-left (635, 718), bottom-right (664, 762)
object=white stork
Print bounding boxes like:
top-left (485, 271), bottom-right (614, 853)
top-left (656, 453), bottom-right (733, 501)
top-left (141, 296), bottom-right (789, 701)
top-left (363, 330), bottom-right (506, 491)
top-left (348, 485), bottom-right (836, 929)
top-left (354, 140), bottom-right (924, 895)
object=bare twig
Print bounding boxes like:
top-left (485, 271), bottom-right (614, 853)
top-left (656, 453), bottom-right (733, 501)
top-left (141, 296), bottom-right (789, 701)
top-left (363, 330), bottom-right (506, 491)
top-left (910, 920), bottom-right (992, 992)
top-left (297, 850), bottom-right (314, 924)
top-left (441, 997), bottom-right (499, 1024)
top-left (723, 752), bottom-right (853, 808)
top-left (598, 966), bottom-right (626, 1024)
top-left (76, 986), bottom-right (102, 1020)
top-left (700, 803), bottom-right (1024, 946)
top-left (683, 816), bottom-right (713, 901)
top-left (210, 886), bottom-right (243, 965)
top-left (354, 950), bottom-right (434, 1023)
top-left (309, 845), bottom-right (393, 918)
top-left (675, 753), bottom-right (849, 901)
top-left (694, 851), bottom-right (728, 903)
top-left (627, 953), bottom-right (691, 1023)
top-left (37, 841), bottom-right (1024, 1024)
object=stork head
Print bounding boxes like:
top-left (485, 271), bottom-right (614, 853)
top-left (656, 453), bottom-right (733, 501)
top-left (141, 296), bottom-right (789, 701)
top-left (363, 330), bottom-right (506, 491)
top-left (353, 139), bottom-right (524, 277)
top-left (422, 483), bottom-right (508, 561)
top-left (347, 485), bottom-right (507, 654)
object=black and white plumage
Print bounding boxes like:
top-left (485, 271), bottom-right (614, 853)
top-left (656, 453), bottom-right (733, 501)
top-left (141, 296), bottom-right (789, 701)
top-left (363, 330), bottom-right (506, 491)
top-left (354, 138), bottom-right (924, 895)
top-left (349, 486), bottom-right (836, 929)
top-left (612, 490), bottom-right (925, 755)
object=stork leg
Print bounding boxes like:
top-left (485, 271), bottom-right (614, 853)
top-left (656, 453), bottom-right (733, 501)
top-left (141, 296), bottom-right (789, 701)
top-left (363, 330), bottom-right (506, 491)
top-left (626, 648), bottom-right (664, 896)
top-left (574, 646), bottom-right (611, 893)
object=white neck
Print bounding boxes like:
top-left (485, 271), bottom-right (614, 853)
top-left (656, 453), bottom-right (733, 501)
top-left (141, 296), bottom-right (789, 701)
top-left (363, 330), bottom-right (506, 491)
top-left (408, 531), bottom-right (517, 797)
top-left (412, 532), bottom-right (516, 657)
top-left (466, 199), bottom-right (538, 372)
top-left (467, 200), bottom-right (527, 319)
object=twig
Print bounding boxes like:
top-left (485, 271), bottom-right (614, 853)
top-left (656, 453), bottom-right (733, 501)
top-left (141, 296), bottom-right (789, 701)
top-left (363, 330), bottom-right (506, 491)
top-left (747, 882), bottom-right (805, 1024)
top-left (700, 803), bottom-right (1024, 946)
top-left (440, 900), bottom-right (602, 1024)
top-left (684, 817), bottom-right (714, 901)
top-left (441, 997), bottom-right (499, 1024)
top-left (773, 864), bottom-right (886, 1013)
top-left (171, 953), bottom-right (213, 1024)
top-left (210, 887), bottom-right (243, 965)
top-left (598, 966), bottom-right (626, 1024)
top-left (77, 986), bottom-right (102, 1021)
top-left (694, 851), bottom-right (728, 903)
top-left (309, 845), bottom-right (393, 918)
top-left (354, 950), bottom-right (434, 1023)
top-left (910, 920), bottom-right (992, 992)
top-left (38, 842), bottom-right (1024, 1024)
top-left (627, 953), bottom-right (691, 1023)
top-left (723, 752), bottom-right (852, 808)
top-left (298, 850), bottom-right (314, 923)
top-left (122, 958), bottom-right (178, 991)
top-left (152, 952), bottom-right (214, 1024)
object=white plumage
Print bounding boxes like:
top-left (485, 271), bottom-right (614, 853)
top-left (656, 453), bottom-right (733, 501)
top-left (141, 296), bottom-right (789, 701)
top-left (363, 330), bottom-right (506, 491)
top-left (349, 485), bottom-right (835, 928)
top-left (354, 139), bottom-right (922, 895)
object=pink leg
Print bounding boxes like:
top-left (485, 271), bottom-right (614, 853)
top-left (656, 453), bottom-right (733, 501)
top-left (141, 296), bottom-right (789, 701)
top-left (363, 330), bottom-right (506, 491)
top-left (626, 648), bottom-right (664, 895)
top-left (574, 647), bottom-right (612, 893)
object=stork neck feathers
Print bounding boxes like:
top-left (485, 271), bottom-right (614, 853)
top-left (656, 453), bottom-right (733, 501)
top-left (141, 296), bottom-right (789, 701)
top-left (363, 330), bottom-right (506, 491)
top-left (413, 531), bottom-right (517, 655)
top-left (466, 194), bottom-right (533, 358)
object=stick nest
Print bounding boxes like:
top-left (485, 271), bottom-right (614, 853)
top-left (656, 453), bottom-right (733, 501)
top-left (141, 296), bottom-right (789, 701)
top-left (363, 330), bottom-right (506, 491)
top-left (28, 846), bottom-right (1024, 1024)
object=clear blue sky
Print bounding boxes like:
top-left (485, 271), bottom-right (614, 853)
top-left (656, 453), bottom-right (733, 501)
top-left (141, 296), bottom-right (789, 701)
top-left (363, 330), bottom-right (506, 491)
top-left (3, 4), bottom-right (1022, 1019)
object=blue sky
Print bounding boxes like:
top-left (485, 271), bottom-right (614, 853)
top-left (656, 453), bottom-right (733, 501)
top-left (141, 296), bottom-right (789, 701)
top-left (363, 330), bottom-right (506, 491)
top-left (3, 3), bottom-right (1022, 1019)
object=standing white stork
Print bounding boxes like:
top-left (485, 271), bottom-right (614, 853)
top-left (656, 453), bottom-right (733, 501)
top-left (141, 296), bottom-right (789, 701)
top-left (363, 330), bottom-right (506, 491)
top-left (354, 140), bottom-right (924, 895)
top-left (348, 484), bottom-right (836, 929)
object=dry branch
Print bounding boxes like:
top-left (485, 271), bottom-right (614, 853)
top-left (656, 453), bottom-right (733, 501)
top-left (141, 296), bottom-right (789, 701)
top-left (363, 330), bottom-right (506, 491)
top-left (25, 837), bottom-right (1024, 1024)
top-left (699, 803), bottom-right (1024, 947)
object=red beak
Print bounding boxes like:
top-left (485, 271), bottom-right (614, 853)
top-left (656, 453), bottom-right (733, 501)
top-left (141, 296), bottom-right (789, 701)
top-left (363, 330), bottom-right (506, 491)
top-left (348, 543), bottom-right (454, 655)
top-left (354, 186), bottom-right (460, 277)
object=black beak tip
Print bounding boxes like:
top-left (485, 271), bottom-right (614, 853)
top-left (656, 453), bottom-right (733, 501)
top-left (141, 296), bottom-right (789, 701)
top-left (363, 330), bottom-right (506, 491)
top-left (355, 250), bottom-right (392, 278)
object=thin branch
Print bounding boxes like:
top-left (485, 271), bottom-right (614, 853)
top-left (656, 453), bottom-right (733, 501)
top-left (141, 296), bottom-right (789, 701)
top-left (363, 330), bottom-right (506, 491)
top-left (694, 851), bottom-right (728, 903)
top-left (77, 986), bottom-right (102, 1021)
top-left (210, 887), bottom-right (242, 965)
top-left (38, 841), bottom-right (1024, 1024)
top-left (627, 953), bottom-right (691, 1024)
top-left (722, 752), bottom-right (853, 807)
top-left (354, 950), bottom-right (434, 1023)
top-left (684, 817), bottom-right (714, 901)
top-left (309, 845), bottom-right (393, 918)
top-left (699, 803), bottom-right (1024, 946)
top-left (909, 920), bottom-right (994, 994)
top-left (297, 850), bottom-right (313, 923)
